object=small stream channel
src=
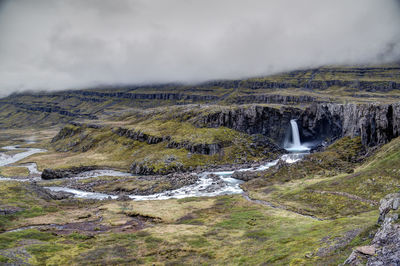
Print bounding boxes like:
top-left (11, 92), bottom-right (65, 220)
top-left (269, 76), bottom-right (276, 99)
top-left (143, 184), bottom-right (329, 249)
top-left (1, 121), bottom-right (310, 201)
top-left (0, 144), bottom-right (307, 201)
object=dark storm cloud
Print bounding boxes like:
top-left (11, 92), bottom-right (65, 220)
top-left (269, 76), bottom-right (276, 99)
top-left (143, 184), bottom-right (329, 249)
top-left (0, 0), bottom-right (399, 96)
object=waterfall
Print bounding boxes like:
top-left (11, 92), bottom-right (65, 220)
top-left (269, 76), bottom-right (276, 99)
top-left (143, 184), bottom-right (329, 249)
top-left (286, 119), bottom-right (310, 152)
top-left (290, 119), bottom-right (301, 147)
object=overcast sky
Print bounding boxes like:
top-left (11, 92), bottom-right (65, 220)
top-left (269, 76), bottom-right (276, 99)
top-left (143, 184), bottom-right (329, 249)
top-left (0, 0), bottom-right (399, 96)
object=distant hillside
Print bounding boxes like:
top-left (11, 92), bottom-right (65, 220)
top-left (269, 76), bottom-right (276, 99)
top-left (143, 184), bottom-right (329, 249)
top-left (1, 65), bottom-right (400, 128)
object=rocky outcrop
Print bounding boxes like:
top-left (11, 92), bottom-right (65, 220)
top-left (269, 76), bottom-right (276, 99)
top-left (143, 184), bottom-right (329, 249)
top-left (45, 190), bottom-right (75, 200)
top-left (233, 94), bottom-right (319, 105)
top-left (51, 122), bottom-right (103, 143)
top-left (113, 127), bottom-right (167, 145)
top-left (74, 90), bottom-right (219, 102)
top-left (130, 162), bottom-right (184, 175)
top-left (114, 127), bottom-right (222, 155)
top-left (51, 124), bottom-right (82, 143)
top-left (344, 193), bottom-right (400, 265)
top-left (11, 102), bottom-right (96, 119)
top-left (0, 206), bottom-right (23, 215)
top-left (166, 142), bottom-right (221, 155)
top-left (41, 166), bottom-right (97, 180)
top-left (232, 170), bottom-right (260, 181)
top-left (239, 78), bottom-right (400, 92)
top-left (299, 103), bottom-right (400, 147)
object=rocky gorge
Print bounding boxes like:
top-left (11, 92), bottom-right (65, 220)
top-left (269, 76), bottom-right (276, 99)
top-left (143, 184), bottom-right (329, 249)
top-left (196, 102), bottom-right (400, 148)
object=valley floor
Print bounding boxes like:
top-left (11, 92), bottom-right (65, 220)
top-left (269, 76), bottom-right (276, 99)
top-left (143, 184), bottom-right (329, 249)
top-left (1, 128), bottom-right (398, 265)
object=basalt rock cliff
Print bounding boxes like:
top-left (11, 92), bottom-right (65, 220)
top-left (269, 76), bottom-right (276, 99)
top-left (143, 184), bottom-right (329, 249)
top-left (194, 105), bottom-right (301, 145)
top-left (196, 103), bottom-right (400, 148)
top-left (299, 103), bottom-right (400, 147)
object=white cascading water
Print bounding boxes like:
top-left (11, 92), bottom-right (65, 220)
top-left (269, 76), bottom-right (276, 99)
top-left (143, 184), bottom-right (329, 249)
top-left (286, 119), bottom-right (310, 152)
top-left (291, 120), bottom-right (301, 147)
top-left (0, 144), bottom-right (304, 201)
top-left (0, 128), bottom-right (311, 201)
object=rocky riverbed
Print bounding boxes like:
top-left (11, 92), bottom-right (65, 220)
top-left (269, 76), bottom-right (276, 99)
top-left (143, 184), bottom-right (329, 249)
top-left (0, 143), bottom-right (305, 201)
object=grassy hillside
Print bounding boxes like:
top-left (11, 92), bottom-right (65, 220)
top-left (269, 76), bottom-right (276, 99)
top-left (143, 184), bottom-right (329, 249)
top-left (24, 118), bottom-right (280, 173)
top-left (0, 181), bottom-right (377, 265)
top-left (2, 108), bottom-right (400, 264)
top-left (244, 136), bottom-right (400, 220)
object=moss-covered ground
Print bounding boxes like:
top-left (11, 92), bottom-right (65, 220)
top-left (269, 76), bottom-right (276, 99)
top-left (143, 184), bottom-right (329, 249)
top-left (22, 115), bottom-right (279, 173)
top-left (2, 131), bottom-right (398, 264)
top-left (244, 136), bottom-right (400, 221)
top-left (0, 166), bottom-right (30, 177)
top-left (0, 181), bottom-right (378, 265)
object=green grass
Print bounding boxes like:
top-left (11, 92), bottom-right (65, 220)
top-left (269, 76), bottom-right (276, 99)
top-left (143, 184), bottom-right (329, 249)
top-left (0, 229), bottom-right (56, 249)
top-left (244, 136), bottom-right (400, 220)
top-left (6, 195), bottom-right (373, 265)
top-left (0, 183), bottom-right (379, 265)
top-left (34, 120), bottom-right (279, 173)
top-left (0, 166), bottom-right (30, 177)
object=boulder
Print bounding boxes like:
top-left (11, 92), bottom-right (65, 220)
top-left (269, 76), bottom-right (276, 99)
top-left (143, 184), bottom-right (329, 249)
top-left (232, 171), bottom-right (260, 181)
top-left (355, 246), bottom-right (375, 256)
top-left (0, 206), bottom-right (23, 215)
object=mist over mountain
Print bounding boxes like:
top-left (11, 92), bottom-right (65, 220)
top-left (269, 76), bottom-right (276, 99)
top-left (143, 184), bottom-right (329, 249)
top-left (0, 0), bottom-right (399, 96)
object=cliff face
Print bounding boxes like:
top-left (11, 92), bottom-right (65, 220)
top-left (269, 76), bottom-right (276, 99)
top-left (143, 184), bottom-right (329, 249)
top-left (195, 105), bottom-right (302, 145)
top-left (195, 103), bottom-right (400, 148)
top-left (113, 127), bottom-right (222, 155)
top-left (232, 94), bottom-right (319, 105)
top-left (299, 103), bottom-right (400, 147)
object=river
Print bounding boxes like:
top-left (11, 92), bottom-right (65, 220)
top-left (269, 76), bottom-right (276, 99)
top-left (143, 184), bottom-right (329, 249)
top-left (0, 144), bottom-right (306, 201)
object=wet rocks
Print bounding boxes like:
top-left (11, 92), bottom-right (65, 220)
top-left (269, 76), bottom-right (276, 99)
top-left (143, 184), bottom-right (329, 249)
top-left (116, 195), bottom-right (131, 201)
top-left (67, 172), bottom-right (199, 196)
top-left (25, 184), bottom-right (75, 201)
top-left (166, 173), bottom-right (198, 190)
top-left (199, 173), bottom-right (226, 192)
top-left (46, 190), bottom-right (75, 200)
top-left (41, 166), bottom-right (97, 180)
top-left (250, 134), bottom-right (286, 154)
top-left (231, 171), bottom-right (260, 181)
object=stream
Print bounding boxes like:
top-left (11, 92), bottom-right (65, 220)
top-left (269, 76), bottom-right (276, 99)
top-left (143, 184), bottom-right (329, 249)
top-left (0, 144), bottom-right (307, 201)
